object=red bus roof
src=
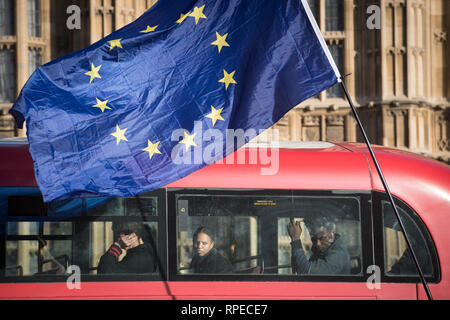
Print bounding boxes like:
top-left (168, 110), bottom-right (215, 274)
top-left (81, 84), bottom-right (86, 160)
top-left (0, 138), bottom-right (37, 187)
top-left (1, 138), bottom-right (449, 216)
top-left (166, 141), bottom-right (372, 190)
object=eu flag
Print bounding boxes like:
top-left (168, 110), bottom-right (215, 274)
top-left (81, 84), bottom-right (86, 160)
top-left (10, 0), bottom-right (340, 202)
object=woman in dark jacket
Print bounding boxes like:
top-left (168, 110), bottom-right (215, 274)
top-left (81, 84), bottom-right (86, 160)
top-left (189, 226), bottom-right (233, 274)
top-left (97, 222), bottom-right (156, 274)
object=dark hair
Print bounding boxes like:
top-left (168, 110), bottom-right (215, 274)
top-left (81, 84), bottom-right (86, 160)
top-left (113, 221), bottom-right (143, 239)
top-left (306, 216), bottom-right (336, 234)
top-left (192, 226), bottom-right (215, 243)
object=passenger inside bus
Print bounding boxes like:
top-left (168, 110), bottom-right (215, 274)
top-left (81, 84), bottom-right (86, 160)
top-left (189, 226), bottom-right (233, 274)
top-left (97, 221), bottom-right (157, 274)
top-left (383, 208), bottom-right (433, 276)
top-left (287, 216), bottom-right (351, 275)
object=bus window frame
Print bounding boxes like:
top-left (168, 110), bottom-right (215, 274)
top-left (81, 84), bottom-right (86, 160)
top-left (0, 188), bottom-right (168, 283)
top-left (372, 191), bottom-right (441, 284)
top-left (167, 188), bottom-right (374, 283)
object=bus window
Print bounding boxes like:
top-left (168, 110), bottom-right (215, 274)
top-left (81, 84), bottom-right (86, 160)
top-left (174, 191), bottom-right (365, 278)
top-left (1, 188), bottom-right (166, 280)
top-left (176, 195), bottom-right (259, 274)
top-left (6, 221), bottom-right (72, 276)
top-left (382, 199), bottom-right (437, 279)
top-left (43, 222), bottom-right (72, 235)
top-left (5, 240), bottom-right (39, 276)
top-left (87, 220), bottom-right (158, 275)
top-left (276, 196), bottom-right (362, 276)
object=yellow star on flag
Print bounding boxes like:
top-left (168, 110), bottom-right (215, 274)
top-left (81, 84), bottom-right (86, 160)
top-left (219, 69), bottom-right (237, 90)
top-left (85, 63), bottom-right (102, 83)
top-left (189, 5), bottom-right (207, 24)
top-left (108, 38), bottom-right (123, 50)
top-left (142, 139), bottom-right (162, 159)
top-left (92, 98), bottom-right (112, 113)
top-left (205, 106), bottom-right (225, 126)
top-left (111, 125), bottom-right (128, 145)
top-left (176, 12), bottom-right (190, 24)
top-left (140, 25), bottom-right (158, 33)
top-left (179, 131), bottom-right (197, 151)
top-left (211, 32), bottom-right (230, 53)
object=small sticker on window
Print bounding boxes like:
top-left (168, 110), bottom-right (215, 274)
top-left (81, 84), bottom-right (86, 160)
top-left (253, 200), bottom-right (276, 206)
top-left (178, 200), bottom-right (188, 232)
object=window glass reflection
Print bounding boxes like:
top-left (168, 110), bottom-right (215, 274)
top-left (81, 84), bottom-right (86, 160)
top-left (383, 201), bottom-right (433, 277)
top-left (176, 194), bottom-right (362, 276)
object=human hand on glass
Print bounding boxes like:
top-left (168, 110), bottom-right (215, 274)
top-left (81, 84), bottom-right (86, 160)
top-left (287, 218), bottom-right (302, 241)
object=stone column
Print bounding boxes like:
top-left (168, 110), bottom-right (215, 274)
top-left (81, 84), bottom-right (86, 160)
top-left (445, 0), bottom-right (449, 100)
top-left (115, 0), bottom-right (124, 29)
top-left (16, 0), bottom-right (28, 94)
top-left (344, 0), bottom-right (355, 96)
top-left (380, 0), bottom-right (388, 100)
top-left (15, 0), bottom-right (28, 136)
top-left (288, 110), bottom-right (299, 141)
top-left (89, 0), bottom-right (98, 44)
top-left (319, 0), bottom-right (326, 101)
top-left (41, 0), bottom-right (51, 63)
top-left (406, 0), bottom-right (416, 98)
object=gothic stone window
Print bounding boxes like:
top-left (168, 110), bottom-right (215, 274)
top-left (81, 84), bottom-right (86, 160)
top-left (28, 47), bottom-right (42, 76)
top-left (327, 41), bottom-right (344, 98)
top-left (325, 0), bottom-right (344, 31)
top-left (0, 0), bottom-right (15, 36)
top-left (307, 0), bottom-right (319, 22)
top-left (0, 46), bottom-right (16, 103)
top-left (28, 0), bottom-right (41, 38)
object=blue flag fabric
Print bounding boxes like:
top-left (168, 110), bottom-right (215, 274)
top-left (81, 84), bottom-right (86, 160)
top-left (10, 0), bottom-right (339, 202)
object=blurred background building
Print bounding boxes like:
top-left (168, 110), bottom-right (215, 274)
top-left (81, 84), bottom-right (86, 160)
top-left (0, 0), bottom-right (449, 163)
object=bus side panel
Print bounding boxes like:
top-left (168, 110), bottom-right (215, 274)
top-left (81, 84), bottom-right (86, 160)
top-left (0, 282), bottom-right (418, 300)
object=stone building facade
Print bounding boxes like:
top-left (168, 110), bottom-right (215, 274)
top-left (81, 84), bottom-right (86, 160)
top-left (274, 0), bottom-right (449, 163)
top-left (0, 0), bottom-right (448, 163)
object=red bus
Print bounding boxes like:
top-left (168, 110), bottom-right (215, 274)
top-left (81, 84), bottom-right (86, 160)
top-left (0, 137), bottom-right (448, 300)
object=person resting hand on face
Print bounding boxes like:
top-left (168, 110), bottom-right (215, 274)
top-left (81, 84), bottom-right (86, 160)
top-left (97, 222), bottom-right (156, 274)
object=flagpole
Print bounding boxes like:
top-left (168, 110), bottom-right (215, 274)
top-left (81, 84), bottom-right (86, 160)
top-left (136, 194), bottom-right (176, 300)
top-left (339, 77), bottom-right (433, 300)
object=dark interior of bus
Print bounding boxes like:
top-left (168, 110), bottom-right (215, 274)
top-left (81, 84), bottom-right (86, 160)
top-left (0, 188), bottom-right (439, 283)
